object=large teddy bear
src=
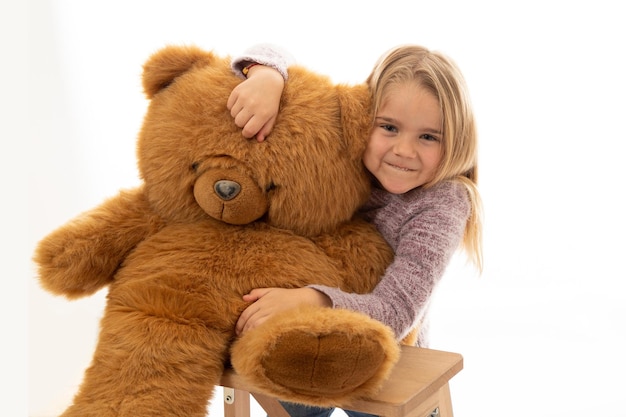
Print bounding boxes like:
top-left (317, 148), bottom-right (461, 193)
top-left (34, 45), bottom-right (400, 417)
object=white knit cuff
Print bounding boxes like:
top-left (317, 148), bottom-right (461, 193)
top-left (231, 43), bottom-right (295, 80)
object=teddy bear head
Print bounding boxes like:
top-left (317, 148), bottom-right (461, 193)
top-left (138, 46), bottom-right (373, 237)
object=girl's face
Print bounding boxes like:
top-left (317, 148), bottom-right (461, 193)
top-left (363, 82), bottom-right (443, 194)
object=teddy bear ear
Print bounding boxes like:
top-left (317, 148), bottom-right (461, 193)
top-left (336, 84), bottom-right (374, 159)
top-left (142, 45), bottom-right (215, 98)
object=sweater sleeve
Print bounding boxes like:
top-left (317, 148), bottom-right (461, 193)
top-left (231, 43), bottom-right (295, 80)
top-left (309, 182), bottom-right (470, 346)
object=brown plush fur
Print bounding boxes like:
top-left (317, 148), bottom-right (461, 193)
top-left (33, 45), bottom-right (399, 417)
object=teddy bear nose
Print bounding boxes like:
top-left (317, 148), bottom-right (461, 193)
top-left (214, 180), bottom-right (241, 201)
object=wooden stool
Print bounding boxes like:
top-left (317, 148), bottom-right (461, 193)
top-left (220, 346), bottom-right (463, 417)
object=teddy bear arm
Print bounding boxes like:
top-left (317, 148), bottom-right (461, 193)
top-left (34, 187), bottom-right (163, 298)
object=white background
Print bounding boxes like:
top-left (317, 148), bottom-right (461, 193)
top-left (4, 0), bottom-right (625, 416)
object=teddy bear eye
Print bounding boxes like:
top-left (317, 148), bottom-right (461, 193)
top-left (191, 162), bottom-right (200, 172)
top-left (266, 182), bottom-right (277, 192)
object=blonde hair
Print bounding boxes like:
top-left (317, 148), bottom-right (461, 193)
top-left (367, 45), bottom-right (483, 272)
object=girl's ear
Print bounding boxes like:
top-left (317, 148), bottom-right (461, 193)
top-left (142, 45), bottom-right (216, 99)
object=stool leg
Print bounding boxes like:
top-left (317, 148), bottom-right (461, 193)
top-left (251, 392), bottom-right (292, 417)
top-left (224, 387), bottom-right (251, 417)
top-left (435, 383), bottom-right (454, 417)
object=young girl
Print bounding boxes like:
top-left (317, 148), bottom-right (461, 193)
top-left (227, 44), bottom-right (483, 417)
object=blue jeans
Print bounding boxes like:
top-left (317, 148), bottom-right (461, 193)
top-left (279, 401), bottom-right (378, 417)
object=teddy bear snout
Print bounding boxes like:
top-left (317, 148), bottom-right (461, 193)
top-left (194, 168), bottom-right (268, 225)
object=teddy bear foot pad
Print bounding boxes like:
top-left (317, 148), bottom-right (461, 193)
top-left (231, 307), bottom-right (399, 405)
top-left (263, 330), bottom-right (386, 394)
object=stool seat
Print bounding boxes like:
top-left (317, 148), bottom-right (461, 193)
top-left (220, 346), bottom-right (463, 417)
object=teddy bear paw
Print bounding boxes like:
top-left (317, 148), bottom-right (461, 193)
top-left (231, 306), bottom-right (399, 405)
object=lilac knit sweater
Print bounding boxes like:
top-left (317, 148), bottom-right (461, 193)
top-left (232, 47), bottom-right (470, 347)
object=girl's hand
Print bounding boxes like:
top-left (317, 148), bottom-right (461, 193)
top-left (227, 65), bottom-right (284, 142)
top-left (236, 287), bottom-right (331, 335)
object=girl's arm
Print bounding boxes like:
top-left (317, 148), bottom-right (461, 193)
top-left (310, 182), bottom-right (470, 346)
top-left (228, 44), bottom-right (294, 141)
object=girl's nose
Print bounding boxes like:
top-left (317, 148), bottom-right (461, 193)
top-left (393, 135), bottom-right (417, 158)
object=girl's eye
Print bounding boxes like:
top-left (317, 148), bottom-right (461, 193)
top-left (381, 124), bottom-right (397, 133)
top-left (421, 134), bottom-right (440, 142)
